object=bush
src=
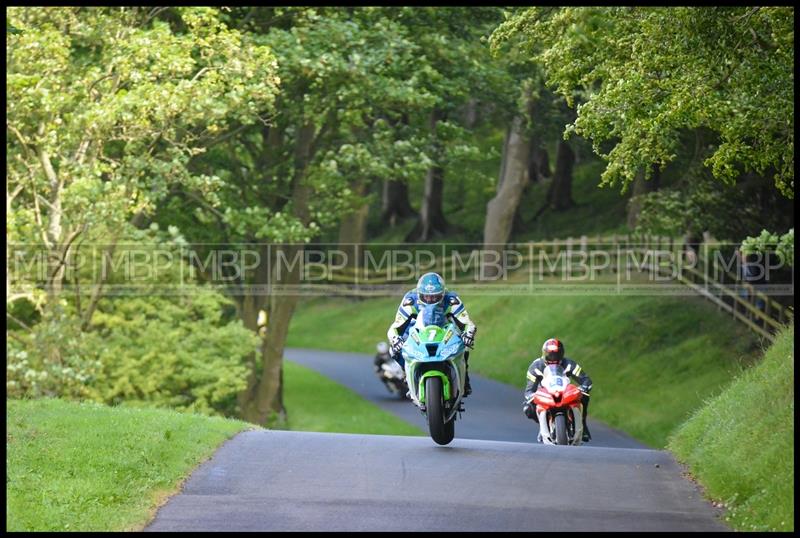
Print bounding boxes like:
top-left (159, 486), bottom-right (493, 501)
top-left (7, 308), bottom-right (101, 399)
top-left (85, 290), bottom-right (259, 417)
top-left (7, 288), bottom-right (259, 419)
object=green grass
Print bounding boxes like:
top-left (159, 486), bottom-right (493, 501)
top-left (6, 398), bottom-right (253, 532)
top-left (281, 361), bottom-right (424, 436)
top-left (668, 323), bottom-right (794, 532)
top-left (287, 293), bottom-right (757, 448)
top-left (6, 375), bottom-right (423, 532)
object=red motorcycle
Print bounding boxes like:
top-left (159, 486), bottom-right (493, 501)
top-left (529, 363), bottom-right (585, 445)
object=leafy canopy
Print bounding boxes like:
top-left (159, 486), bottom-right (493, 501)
top-left (492, 7), bottom-right (794, 197)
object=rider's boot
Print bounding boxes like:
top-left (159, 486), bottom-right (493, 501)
top-left (582, 421), bottom-right (591, 442)
top-left (581, 396), bottom-right (591, 442)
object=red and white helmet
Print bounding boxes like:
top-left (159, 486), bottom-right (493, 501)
top-left (542, 338), bottom-right (564, 364)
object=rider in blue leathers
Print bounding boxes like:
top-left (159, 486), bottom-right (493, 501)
top-left (386, 272), bottom-right (477, 396)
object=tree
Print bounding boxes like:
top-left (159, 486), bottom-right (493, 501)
top-left (492, 7), bottom-right (794, 198)
top-left (7, 7), bottom-right (279, 321)
top-left (159, 7), bottom-right (436, 425)
top-left (484, 11), bottom-right (585, 258)
top-left (389, 7), bottom-right (510, 241)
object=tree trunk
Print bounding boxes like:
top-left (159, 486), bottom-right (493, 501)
top-left (415, 163), bottom-right (447, 241)
top-left (463, 98), bottom-right (479, 129)
top-left (239, 122), bottom-right (315, 426)
top-left (547, 138), bottom-right (575, 211)
top-left (380, 113), bottom-right (416, 228)
top-left (338, 182), bottom-right (370, 267)
top-left (239, 243), bottom-right (302, 426)
top-left (483, 115), bottom-right (531, 278)
top-left (408, 109), bottom-right (447, 241)
top-left (535, 147), bottom-right (551, 180)
top-left (37, 144), bottom-right (67, 306)
top-left (381, 180), bottom-right (416, 227)
top-left (524, 95), bottom-right (548, 185)
top-left (626, 164), bottom-right (661, 229)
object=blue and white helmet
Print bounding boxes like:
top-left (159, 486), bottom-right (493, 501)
top-left (417, 272), bottom-right (445, 305)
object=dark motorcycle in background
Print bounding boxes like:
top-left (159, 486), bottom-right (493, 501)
top-left (374, 342), bottom-right (408, 398)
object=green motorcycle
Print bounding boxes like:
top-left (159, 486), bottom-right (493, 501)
top-left (400, 305), bottom-right (467, 445)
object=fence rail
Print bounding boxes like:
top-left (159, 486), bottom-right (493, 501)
top-left (322, 234), bottom-right (793, 342)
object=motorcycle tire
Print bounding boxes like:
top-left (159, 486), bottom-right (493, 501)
top-left (425, 376), bottom-right (455, 445)
top-left (554, 413), bottom-right (568, 445)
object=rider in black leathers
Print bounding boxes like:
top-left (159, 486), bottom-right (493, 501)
top-left (522, 338), bottom-right (593, 442)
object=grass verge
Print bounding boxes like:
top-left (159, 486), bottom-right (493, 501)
top-left (7, 377), bottom-right (422, 532)
top-left (281, 360), bottom-right (423, 436)
top-left (667, 323), bottom-right (794, 532)
top-left (6, 398), bottom-right (252, 532)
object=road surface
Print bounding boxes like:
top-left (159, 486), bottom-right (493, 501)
top-left (145, 430), bottom-right (727, 532)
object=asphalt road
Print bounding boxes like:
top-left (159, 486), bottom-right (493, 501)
top-left (284, 348), bottom-right (646, 449)
top-left (145, 430), bottom-right (728, 532)
top-left (144, 348), bottom-right (729, 531)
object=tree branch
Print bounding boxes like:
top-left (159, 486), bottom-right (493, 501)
top-left (200, 123), bottom-right (251, 150)
top-left (184, 190), bottom-right (227, 221)
top-left (36, 127), bottom-right (60, 192)
top-left (88, 70), bottom-right (114, 99)
top-left (7, 123), bottom-right (33, 158)
top-left (30, 183), bottom-right (53, 249)
top-left (191, 66), bottom-right (211, 83)
top-left (48, 225), bottom-right (87, 283)
top-left (8, 184), bottom-right (24, 205)
top-left (142, 6), bottom-right (170, 26)
top-left (7, 330), bottom-right (31, 346)
top-left (7, 312), bottom-right (33, 332)
top-left (74, 138), bottom-right (91, 164)
top-left (81, 238), bottom-right (118, 330)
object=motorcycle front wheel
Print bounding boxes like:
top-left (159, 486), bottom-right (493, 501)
top-left (425, 376), bottom-right (455, 445)
top-left (554, 413), bottom-right (568, 445)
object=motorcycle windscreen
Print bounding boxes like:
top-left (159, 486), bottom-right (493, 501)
top-left (418, 304), bottom-right (447, 328)
top-left (541, 364), bottom-right (569, 392)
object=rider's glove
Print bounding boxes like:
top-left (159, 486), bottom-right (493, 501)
top-left (463, 327), bottom-right (476, 348)
top-left (579, 383), bottom-right (591, 395)
top-left (390, 335), bottom-right (404, 356)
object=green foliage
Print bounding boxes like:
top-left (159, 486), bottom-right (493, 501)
top-left (493, 7), bottom-right (794, 197)
top-left (633, 174), bottom-right (764, 240)
top-left (668, 323), bottom-right (794, 532)
top-left (7, 309), bottom-right (101, 400)
top-left (174, 7), bottom-right (447, 245)
top-left (86, 291), bottom-right (259, 417)
top-left (6, 398), bottom-right (252, 531)
top-left (8, 224), bottom-right (259, 417)
top-left (7, 289), bottom-right (258, 418)
top-left (6, 6), bottom-right (279, 271)
top-left (740, 229), bottom-right (794, 267)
